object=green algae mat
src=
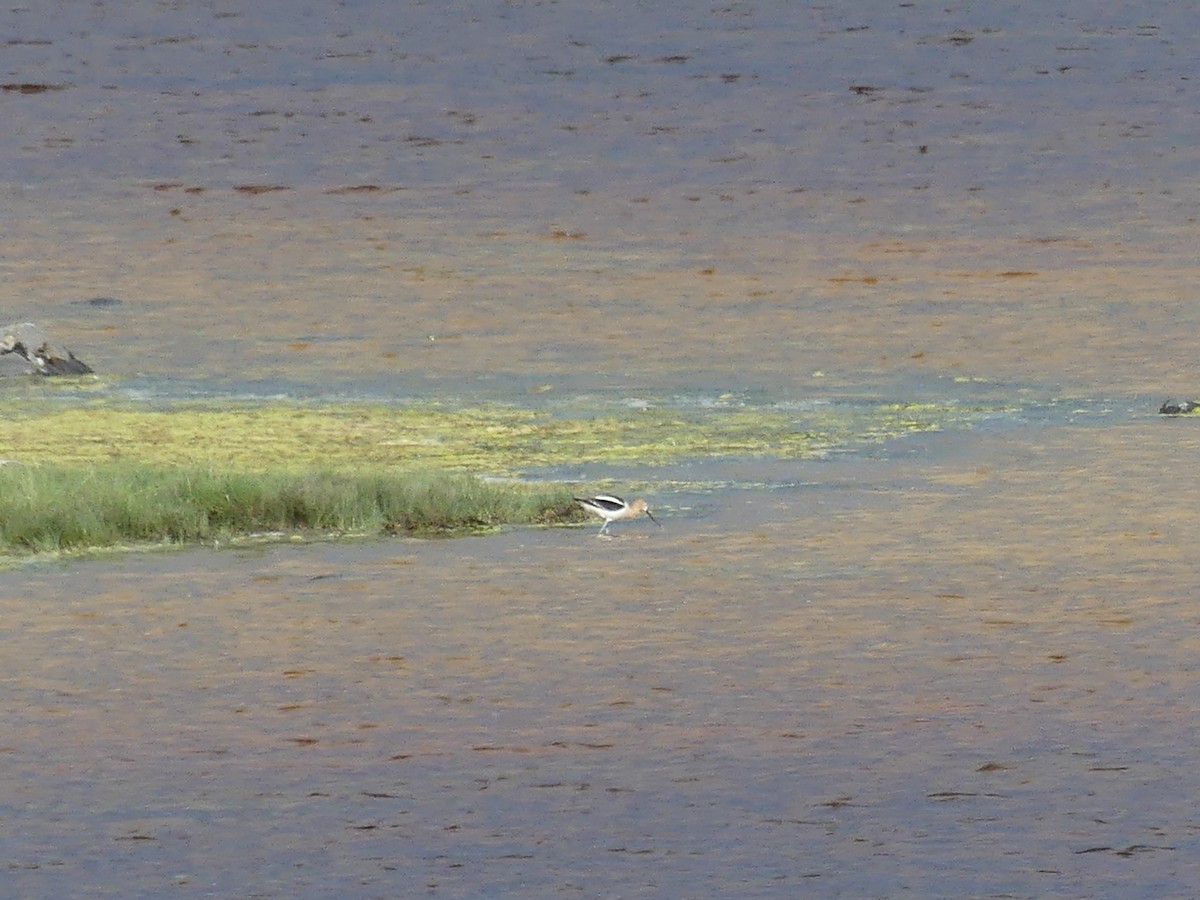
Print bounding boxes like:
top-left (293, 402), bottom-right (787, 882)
top-left (0, 399), bottom-right (993, 472)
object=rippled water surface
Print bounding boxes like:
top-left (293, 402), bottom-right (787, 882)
top-left (2, 2), bottom-right (1200, 897)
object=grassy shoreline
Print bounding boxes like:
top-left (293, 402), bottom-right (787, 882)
top-left (0, 463), bottom-right (582, 560)
top-left (0, 396), bottom-right (998, 560)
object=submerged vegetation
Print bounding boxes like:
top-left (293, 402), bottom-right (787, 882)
top-left (0, 464), bottom-right (581, 559)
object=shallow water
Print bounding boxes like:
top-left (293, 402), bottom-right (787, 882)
top-left (2, 2), bottom-right (1200, 897)
top-left (3, 0), bottom-right (1198, 397)
top-left (7, 422), bottom-right (1200, 897)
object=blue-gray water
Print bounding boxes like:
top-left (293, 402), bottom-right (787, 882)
top-left (2, 2), bottom-right (1199, 897)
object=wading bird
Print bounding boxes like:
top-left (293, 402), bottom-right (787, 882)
top-left (575, 494), bottom-right (659, 536)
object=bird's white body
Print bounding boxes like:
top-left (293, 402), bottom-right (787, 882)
top-left (575, 494), bottom-right (659, 536)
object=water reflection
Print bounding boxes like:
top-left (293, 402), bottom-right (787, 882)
top-left (4, 424), bottom-right (1200, 895)
top-left (2, 1), bottom-right (1197, 394)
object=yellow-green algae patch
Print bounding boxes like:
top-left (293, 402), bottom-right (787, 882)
top-left (0, 400), bottom-right (992, 473)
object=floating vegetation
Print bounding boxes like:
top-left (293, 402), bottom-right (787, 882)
top-left (0, 399), bottom-right (998, 473)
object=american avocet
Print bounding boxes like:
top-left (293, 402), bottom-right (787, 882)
top-left (575, 494), bottom-right (660, 536)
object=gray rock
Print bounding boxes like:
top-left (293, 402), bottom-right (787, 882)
top-left (0, 322), bottom-right (94, 376)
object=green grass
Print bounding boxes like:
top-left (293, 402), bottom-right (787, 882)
top-left (0, 463), bottom-right (582, 558)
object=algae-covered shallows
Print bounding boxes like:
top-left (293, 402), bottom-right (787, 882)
top-left (0, 400), bottom-right (994, 472)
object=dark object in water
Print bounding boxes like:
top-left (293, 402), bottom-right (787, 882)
top-left (1159, 399), bottom-right (1200, 416)
top-left (74, 296), bottom-right (123, 308)
top-left (0, 322), bottom-right (94, 376)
